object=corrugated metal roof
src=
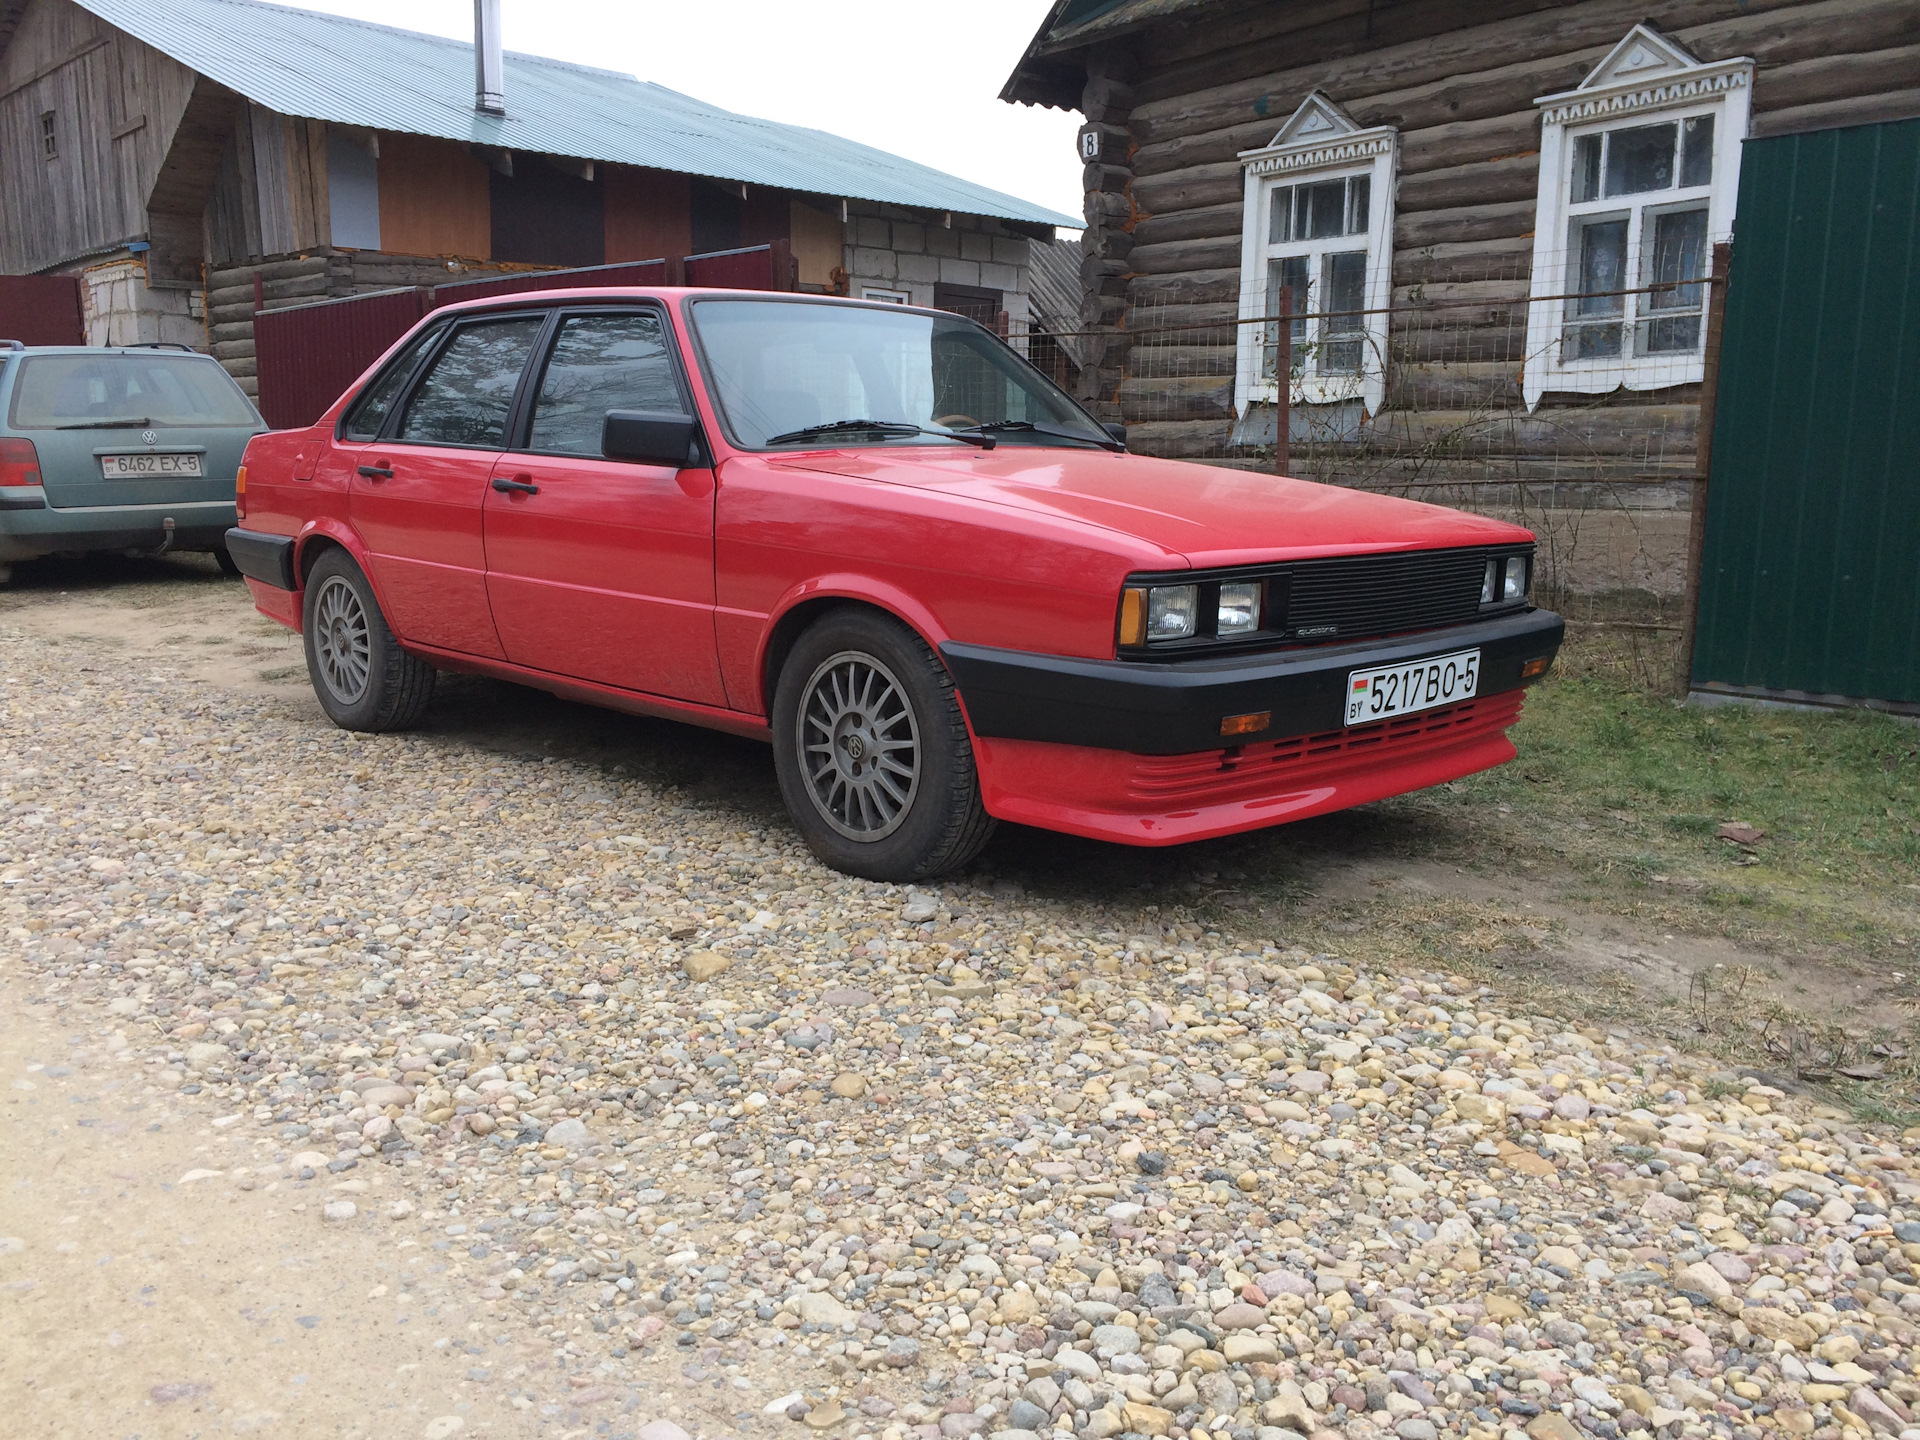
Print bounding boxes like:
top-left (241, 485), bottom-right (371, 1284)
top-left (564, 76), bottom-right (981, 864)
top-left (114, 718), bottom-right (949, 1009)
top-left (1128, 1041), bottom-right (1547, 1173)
top-left (73, 0), bottom-right (1076, 229)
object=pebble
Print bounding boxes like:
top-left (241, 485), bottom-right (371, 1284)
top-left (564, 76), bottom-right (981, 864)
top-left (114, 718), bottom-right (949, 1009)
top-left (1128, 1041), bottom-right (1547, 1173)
top-left (12, 620), bottom-right (1920, 1440)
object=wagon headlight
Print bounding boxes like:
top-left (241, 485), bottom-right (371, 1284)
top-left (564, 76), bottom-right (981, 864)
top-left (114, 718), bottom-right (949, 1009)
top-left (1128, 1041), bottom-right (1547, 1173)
top-left (1217, 581), bottom-right (1262, 636)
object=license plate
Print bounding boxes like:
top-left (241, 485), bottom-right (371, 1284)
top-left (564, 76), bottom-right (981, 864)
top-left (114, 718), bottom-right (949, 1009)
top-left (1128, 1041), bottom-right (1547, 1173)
top-left (101, 453), bottom-right (203, 478)
top-left (1346, 648), bottom-right (1480, 724)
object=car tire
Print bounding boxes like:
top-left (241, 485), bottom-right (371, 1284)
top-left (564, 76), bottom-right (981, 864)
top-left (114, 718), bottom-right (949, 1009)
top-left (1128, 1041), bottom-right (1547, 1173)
top-left (301, 548), bottom-right (435, 732)
top-left (772, 608), bottom-right (995, 881)
top-left (213, 546), bottom-right (241, 578)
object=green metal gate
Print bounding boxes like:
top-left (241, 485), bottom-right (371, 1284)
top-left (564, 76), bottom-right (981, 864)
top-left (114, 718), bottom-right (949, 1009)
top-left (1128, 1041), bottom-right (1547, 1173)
top-left (1693, 117), bottom-right (1920, 710)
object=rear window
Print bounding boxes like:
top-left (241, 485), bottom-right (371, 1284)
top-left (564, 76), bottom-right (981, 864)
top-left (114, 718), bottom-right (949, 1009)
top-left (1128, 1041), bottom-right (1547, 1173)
top-left (8, 353), bottom-right (260, 430)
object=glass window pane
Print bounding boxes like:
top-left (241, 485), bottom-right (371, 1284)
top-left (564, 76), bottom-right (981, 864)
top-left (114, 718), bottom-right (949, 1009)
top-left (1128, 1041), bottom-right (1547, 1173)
top-left (1680, 115), bottom-right (1714, 187)
top-left (1268, 185), bottom-right (1294, 244)
top-left (397, 316), bottom-right (545, 447)
top-left (1640, 206), bottom-right (1709, 354)
top-left (1571, 134), bottom-right (1602, 203)
top-left (1563, 216), bottom-right (1627, 360)
top-left (1604, 121), bottom-right (1677, 196)
top-left (1320, 250), bottom-right (1367, 374)
top-left (1347, 175), bottom-right (1370, 235)
top-left (529, 312), bottom-right (680, 456)
top-left (1302, 179), bottom-right (1347, 240)
top-left (1263, 256), bottom-right (1308, 380)
top-left (342, 325), bottom-right (442, 441)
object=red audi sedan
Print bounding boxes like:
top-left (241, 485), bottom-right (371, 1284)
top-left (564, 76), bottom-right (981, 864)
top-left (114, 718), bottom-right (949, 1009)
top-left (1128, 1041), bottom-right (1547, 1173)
top-left (227, 289), bottom-right (1561, 880)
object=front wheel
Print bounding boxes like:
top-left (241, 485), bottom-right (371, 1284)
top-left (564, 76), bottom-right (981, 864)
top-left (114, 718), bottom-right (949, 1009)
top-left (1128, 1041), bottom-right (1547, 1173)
top-left (301, 548), bottom-right (435, 732)
top-left (771, 608), bottom-right (995, 881)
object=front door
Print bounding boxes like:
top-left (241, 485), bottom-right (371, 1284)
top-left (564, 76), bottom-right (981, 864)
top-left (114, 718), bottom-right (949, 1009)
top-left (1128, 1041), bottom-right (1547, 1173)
top-left (482, 308), bottom-right (726, 706)
top-left (349, 313), bottom-right (547, 657)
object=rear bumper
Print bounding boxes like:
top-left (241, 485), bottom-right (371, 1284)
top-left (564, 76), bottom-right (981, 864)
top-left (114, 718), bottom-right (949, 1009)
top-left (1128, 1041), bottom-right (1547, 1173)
top-left (225, 527), bottom-right (297, 589)
top-left (0, 498), bottom-right (235, 561)
top-left (941, 606), bottom-right (1562, 754)
top-left (973, 690), bottom-right (1525, 845)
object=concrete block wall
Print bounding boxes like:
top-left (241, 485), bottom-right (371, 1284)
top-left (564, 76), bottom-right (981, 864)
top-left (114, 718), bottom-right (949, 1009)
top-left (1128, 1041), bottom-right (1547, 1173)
top-left (842, 202), bottom-right (1033, 334)
top-left (77, 256), bottom-right (205, 349)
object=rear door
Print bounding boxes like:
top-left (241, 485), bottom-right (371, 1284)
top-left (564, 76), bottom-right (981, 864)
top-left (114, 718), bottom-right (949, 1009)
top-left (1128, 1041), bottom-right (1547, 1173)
top-left (350, 313), bottom-right (547, 657)
top-left (5, 351), bottom-right (261, 508)
top-left (481, 306), bottom-right (726, 705)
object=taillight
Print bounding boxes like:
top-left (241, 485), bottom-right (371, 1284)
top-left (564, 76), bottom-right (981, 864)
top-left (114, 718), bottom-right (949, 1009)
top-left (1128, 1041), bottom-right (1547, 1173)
top-left (235, 463), bottom-right (247, 519)
top-left (0, 437), bottom-right (41, 487)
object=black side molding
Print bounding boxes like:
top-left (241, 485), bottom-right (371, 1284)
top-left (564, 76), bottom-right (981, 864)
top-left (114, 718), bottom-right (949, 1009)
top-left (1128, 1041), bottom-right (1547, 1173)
top-left (224, 527), bottom-right (297, 590)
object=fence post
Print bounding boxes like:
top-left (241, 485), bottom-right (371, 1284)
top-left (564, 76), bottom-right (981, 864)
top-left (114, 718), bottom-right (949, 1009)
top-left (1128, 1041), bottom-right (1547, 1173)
top-left (1674, 240), bottom-right (1733, 699)
top-left (1274, 287), bottom-right (1291, 478)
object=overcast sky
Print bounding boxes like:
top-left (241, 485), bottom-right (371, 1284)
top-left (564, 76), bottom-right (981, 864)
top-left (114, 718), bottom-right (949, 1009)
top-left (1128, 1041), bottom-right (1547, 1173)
top-left (276, 0), bottom-right (1084, 225)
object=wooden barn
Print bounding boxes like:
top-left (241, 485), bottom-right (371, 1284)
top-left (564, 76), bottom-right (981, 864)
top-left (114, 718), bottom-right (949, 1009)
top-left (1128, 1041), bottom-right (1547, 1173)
top-left (1002, 0), bottom-right (1920, 602)
top-left (0, 0), bottom-right (1071, 397)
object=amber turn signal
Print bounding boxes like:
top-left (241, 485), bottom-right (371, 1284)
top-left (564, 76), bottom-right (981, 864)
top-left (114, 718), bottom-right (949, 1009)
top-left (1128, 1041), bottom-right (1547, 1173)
top-left (1118, 587), bottom-right (1146, 647)
top-left (1220, 710), bottom-right (1271, 738)
top-left (1521, 655), bottom-right (1552, 678)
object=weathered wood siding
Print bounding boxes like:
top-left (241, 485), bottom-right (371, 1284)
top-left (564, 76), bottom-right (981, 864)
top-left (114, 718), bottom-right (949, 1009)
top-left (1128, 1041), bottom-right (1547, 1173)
top-left (1091, 0), bottom-right (1920, 478)
top-left (0, 0), bottom-right (197, 272)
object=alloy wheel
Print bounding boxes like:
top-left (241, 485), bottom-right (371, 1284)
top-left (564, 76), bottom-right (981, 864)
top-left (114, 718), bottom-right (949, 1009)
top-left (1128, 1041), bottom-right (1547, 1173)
top-left (796, 650), bottom-right (920, 841)
top-left (313, 575), bottom-right (372, 705)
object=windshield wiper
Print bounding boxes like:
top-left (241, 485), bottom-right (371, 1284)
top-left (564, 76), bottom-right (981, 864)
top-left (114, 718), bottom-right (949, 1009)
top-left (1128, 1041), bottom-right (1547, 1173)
top-left (765, 419), bottom-right (993, 449)
top-left (54, 417), bottom-right (156, 431)
top-left (952, 419), bottom-right (1121, 451)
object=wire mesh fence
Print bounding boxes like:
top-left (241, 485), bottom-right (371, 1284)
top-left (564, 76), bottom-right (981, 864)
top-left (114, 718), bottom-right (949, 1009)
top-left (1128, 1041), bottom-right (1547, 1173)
top-left (1012, 248), bottom-right (1726, 665)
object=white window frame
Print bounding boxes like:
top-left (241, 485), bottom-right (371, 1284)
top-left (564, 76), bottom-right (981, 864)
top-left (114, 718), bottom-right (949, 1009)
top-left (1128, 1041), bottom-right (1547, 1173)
top-left (1235, 92), bottom-right (1397, 418)
top-left (1523, 25), bottom-right (1753, 410)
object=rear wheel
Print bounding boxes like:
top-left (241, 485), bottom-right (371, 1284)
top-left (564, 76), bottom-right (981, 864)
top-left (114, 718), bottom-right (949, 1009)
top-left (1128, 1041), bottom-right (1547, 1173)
top-left (772, 608), bottom-right (995, 880)
top-left (301, 548), bottom-right (434, 732)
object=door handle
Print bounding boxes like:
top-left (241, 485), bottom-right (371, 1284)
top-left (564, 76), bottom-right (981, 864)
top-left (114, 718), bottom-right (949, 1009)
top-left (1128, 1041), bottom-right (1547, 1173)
top-left (356, 463), bottom-right (393, 480)
top-left (492, 476), bottom-right (540, 495)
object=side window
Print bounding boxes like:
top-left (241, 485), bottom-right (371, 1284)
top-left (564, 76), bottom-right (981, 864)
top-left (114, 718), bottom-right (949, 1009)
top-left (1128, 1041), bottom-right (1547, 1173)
top-left (341, 324), bottom-right (443, 441)
top-left (527, 311), bottom-right (682, 456)
top-left (396, 315), bottom-right (546, 448)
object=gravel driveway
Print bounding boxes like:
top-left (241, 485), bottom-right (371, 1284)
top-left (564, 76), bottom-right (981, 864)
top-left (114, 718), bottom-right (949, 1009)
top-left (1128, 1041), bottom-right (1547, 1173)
top-left (5, 568), bottom-right (1920, 1440)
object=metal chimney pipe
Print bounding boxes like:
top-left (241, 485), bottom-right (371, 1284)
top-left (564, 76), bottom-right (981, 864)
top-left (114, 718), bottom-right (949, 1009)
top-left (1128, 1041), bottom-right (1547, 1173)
top-left (474, 0), bottom-right (504, 114)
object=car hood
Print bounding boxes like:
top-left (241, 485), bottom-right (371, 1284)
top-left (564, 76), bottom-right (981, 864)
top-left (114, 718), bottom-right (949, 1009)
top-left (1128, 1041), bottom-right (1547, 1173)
top-left (775, 446), bottom-right (1535, 568)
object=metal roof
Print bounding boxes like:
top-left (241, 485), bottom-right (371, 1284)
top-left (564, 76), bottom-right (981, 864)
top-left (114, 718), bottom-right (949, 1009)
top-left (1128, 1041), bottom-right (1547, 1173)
top-left (72, 0), bottom-right (1076, 230)
top-left (1001, 0), bottom-right (1217, 110)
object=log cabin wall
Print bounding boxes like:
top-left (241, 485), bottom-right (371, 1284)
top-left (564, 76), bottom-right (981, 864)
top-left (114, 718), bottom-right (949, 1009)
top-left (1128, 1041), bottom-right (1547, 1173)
top-left (1059, 0), bottom-right (1920, 595)
top-left (0, 0), bottom-right (197, 274)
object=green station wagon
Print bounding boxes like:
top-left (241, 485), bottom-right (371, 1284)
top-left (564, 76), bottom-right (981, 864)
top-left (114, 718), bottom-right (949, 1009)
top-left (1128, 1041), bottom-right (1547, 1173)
top-left (0, 343), bottom-right (265, 583)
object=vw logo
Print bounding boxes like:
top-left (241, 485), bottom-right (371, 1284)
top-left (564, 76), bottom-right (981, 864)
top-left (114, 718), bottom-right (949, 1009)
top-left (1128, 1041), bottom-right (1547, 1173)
top-left (141, 429), bottom-right (156, 446)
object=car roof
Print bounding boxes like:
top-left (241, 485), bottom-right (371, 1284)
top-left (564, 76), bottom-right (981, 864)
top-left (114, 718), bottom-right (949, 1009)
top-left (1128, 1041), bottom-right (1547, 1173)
top-left (426, 287), bottom-right (965, 324)
top-left (0, 344), bottom-right (228, 357)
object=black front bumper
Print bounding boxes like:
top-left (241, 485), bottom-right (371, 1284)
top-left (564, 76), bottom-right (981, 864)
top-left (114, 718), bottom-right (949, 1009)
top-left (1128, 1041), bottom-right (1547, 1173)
top-left (941, 607), bottom-right (1564, 755)
top-left (225, 527), bottom-right (297, 590)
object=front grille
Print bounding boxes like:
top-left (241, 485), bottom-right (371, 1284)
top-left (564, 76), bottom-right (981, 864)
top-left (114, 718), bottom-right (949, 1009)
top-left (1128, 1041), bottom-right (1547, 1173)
top-left (1282, 546), bottom-right (1508, 642)
top-left (1125, 692), bottom-right (1523, 807)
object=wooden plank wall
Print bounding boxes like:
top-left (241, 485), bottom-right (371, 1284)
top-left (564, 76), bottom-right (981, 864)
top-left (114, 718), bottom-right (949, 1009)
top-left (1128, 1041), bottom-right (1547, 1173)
top-left (1095, 0), bottom-right (1920, 483)
top-left (0, 0), bottom-right (196, 273)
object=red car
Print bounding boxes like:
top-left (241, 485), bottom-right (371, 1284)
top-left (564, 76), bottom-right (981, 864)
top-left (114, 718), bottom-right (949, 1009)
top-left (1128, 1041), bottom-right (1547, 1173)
top-left (227, 289), bottom-right (1561, 880)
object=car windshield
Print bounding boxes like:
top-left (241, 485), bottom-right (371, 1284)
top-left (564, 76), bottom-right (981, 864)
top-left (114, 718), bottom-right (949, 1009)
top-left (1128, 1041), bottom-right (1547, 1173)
top-left (688, 299), bottom-right (1109, 450)
top-left (8, 353), bottom-right (261, 430)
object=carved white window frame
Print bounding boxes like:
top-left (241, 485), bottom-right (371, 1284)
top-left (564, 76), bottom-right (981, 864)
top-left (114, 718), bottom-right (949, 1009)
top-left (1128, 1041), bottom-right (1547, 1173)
top-left (1235, 93), bottom-right (1397, 418)
top-left (1523, 25), bottom-right (1753, 410)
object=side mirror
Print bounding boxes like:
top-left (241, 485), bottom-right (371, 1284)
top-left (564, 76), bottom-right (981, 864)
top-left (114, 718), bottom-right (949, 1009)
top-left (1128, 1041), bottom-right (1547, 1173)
top-left (1102, 421), bottom-right (1128, 448)
top-left (603, 409), bottom-right (701, 466)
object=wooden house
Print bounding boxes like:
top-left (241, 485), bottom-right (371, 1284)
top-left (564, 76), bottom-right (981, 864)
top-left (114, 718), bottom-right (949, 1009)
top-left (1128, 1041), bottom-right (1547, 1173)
top-left (0, 0), bottom-right (1071, 397)
top-left (1002, 0), bottom-right (1920, 600)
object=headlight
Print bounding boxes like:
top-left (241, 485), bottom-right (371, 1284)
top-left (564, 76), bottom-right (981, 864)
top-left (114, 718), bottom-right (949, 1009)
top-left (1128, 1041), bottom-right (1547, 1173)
top-left (1147, 585), bottom-right (1198, 640)
top-left (1481, 560), bottom-right (1498, 605)
top-left (1217, 581), bottom-right (1261, 635)
top-left (1503, 555), bottom-right (1529, 602)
